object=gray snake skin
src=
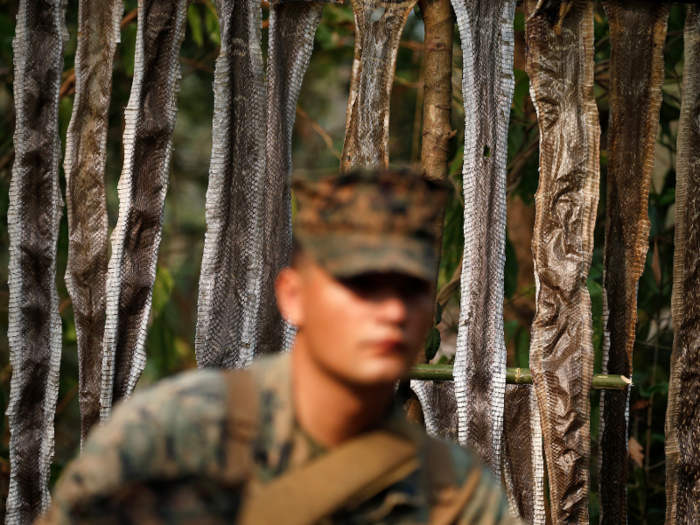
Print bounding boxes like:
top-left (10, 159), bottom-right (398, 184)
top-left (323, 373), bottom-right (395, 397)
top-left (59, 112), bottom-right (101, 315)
top-left (195, 0), bottom-right (326, 368)
top-left (501, 385), bottom-right (545, 525)
top-left (525, 1), bottom-right (600, 523)
top-left (451, 0), bottom-right (514, 479)
top-left (665, 6), bottom-right (700, 525)
top-left (100, 0), bottom-right (188, 420)
top-left (256, 0), bottom-right (327, 357)
top-left (598, 3), bottom-right (669, 524)
top-left (341, 0), bottom-right (418, 172)
top-left (64, 0), bottom-right (123, 444)
top-left (6, 1), bottom-right (67, 523)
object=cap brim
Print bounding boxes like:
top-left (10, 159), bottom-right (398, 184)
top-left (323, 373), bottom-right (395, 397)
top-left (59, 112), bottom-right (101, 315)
top-left (297, 233), bottom-right (437, 282)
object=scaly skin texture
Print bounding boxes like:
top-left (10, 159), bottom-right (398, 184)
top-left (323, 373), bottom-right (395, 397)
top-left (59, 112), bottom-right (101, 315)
top-left (196, 0), bottom-right (326, 367)
top-left (64, 0), bottom-right (123, 444)
top-left (255, 0), bottom-right (326, 356)
top-left (100, 0), bottom-right (188, 420)
top-left (501, 385), bottom-right (545, 525)
top-left (195, 0), bottom-right (266, 369)
top-left (6, 0), bottom-right (67, 522)
top-left (341, 0), bottom-right (417, 172)
top-left (451, 0), bottom-right (515, 478)
top-left (666, 7), bottom-right (700, 525)
top-left (524, 1), bottom-right (600, 523)
top-left (598, 3), bottom-right (669, 524)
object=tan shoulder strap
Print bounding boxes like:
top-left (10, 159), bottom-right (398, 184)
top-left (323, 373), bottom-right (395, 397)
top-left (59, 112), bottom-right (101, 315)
top-left (238, 430), bottom-right (419, 525)
top-left (222, 370), bottom-right (259, 483)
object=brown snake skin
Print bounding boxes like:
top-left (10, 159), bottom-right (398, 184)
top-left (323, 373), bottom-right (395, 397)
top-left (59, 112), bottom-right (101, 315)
top-left (501, 385), bottom-right (545, 525)
top-left (100, 0), bottom-right (188, 420)
top-left (341, 0), bottom-right (418, 172)
top-left (64, 0), bottom-right (123, 444)
top-left (666, 6), bottom-right (700, 525)
top-left (598, 3), bottom-right (669, 524)
top-left (6, 1), bottom-right (67, 523)
top-left (525, 1), bottom-right (600, 523)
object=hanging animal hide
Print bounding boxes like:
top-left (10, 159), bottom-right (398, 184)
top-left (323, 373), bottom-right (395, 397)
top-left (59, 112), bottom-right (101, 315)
top-left (598, 3), bottom-right (669, 524)
top-left (451, 0), bottom-right (515, 478)
top-left (196, 0), bottom-right (326, 367)
top-left (665, 6), bottom-right (700, 525)
top-left (409, 380), bottom-right (459, 442)
top-left (100, 0), bottom-right (188, 420)
top-left (524, 1), bottom-right (600, 523)
top-left (341, 0), bottom-right (417, 172)
top-left (195, 0), bottom-right (265, 369)
top-left (6, 1), bottom-right (67, 523)
top-left (501, 385), bottom-right (546, 525)
top-left (255, 0), bottom-right (327, 357)
top-left (64, 0), bottom-right (123, 444)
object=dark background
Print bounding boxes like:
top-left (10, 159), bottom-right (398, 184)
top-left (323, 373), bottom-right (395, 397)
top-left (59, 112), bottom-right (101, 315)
top-left (0, 1), bottom-right (686, 523)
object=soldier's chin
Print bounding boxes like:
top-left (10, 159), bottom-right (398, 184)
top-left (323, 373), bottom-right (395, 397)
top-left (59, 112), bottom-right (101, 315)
top-left (349, 356), bottom-right (410, 385)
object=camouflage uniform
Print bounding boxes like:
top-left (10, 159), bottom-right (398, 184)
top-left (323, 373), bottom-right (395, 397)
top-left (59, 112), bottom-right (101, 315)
top-left (42, 170), bottom-right (520, 524)
top-left (43, 354), bottom-right (518, 524)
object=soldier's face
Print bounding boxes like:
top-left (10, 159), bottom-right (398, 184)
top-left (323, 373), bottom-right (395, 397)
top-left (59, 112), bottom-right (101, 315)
top-left (276, 255), bottom-right (434, 385)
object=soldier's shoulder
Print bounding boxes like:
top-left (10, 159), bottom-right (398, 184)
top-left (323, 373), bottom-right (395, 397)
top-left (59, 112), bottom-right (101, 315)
top-left (80, 369), bottom-right (231, 469)
top-left (443, 443), bottom-right (520, 524)
top-left (108, 368), bottom-right (229, 427)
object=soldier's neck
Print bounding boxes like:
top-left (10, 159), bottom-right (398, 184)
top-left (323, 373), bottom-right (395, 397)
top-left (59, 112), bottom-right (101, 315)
top-left (291, 344), bottom-right (395, 449)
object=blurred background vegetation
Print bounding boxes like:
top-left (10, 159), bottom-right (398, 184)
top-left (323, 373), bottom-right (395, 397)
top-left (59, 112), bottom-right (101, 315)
top-left (0, 0), bottom-right (687, 523)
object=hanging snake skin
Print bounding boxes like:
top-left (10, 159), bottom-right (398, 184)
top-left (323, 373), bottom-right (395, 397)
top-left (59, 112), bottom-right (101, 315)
top-left (6, 1), bottom-right (67, 523)
top-left (501, 385), bottom-right (546, 525)
top-left (340, 0), bottom-right (417, 172)
top-left (409, 380), bottom-right (458, 442)
top-left (100, 0), bottom-right (188, 420)
top-left (196, 0), bottom-right (325, 368)
top-left (64, 0), bottom-right (123, 443)
top-left (451, 0), bottom-right (515, 479)
top-left (525, 1), bottom-right (600, 523)
top-left (254, 0), bottom-right (327, 357)
top-left (598, 3), bottom-right (669, 524)
top-left (665, 7), bottom-right (700, 525)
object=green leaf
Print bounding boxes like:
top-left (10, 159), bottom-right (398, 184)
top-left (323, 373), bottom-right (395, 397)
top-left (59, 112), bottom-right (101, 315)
top-left (121, 23), bottom-right (138, 77)
top-left (639, 382), bottom-right (668, 398)
top-left (152, 266), bottom-right (174, 316)
top-left (424, 327), bottom-right (441, 362)
top-left (504, 320), bottom-right (519, 344)
top-left (205, 8), bottom-right (220, 45)
top-left (587, 278), bottom-right (603, 356)
top-left (435, 302), bottom-right (443, 325)
top-left (515, 327), bottom-right (529, 368)
top-left (188, 5), bottom-right (204, 48)
top-left (504, 235), bottom-right (519, 299)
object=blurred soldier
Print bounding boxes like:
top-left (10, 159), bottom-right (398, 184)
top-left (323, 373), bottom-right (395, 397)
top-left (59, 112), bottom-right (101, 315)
top-left (40, 170), bottom-right (520, 525)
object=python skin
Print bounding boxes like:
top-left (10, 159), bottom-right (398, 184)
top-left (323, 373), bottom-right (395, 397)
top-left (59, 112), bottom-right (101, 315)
top-left (451, 0), bottom-right (515, 479)
top-left (598, 3), bottom-right (669, 524)
top-left (341, 0), bottom-right (417, 172)
top-left (100, 0), bottom-right (188, 420)
top-left (6, 0), bottom-right (67, 522)
top-left (64, 0), bottom-right (123, 444)
top-left (501, 385), bottom-right (546, 525)
top-left (255, 0), bottom-right (327, 357)
top-left (195, 0), bottom-right (327, 368)
top-left (666, 6), bottom-right (700, 525)
top-left (525, 1), bottom-right (600, 523)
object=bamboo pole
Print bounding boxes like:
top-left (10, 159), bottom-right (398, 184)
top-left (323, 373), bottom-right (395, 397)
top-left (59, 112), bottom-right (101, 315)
top-left (410, 365), bottom-right (632, 390)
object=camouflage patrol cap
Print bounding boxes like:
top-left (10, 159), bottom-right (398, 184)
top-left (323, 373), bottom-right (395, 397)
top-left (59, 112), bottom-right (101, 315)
top-left (291, 169), bottom-right (448, 282)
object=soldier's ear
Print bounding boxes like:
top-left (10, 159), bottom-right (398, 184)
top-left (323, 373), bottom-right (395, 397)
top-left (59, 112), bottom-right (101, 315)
top-left (275, 267), bottom-right (304, 327)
